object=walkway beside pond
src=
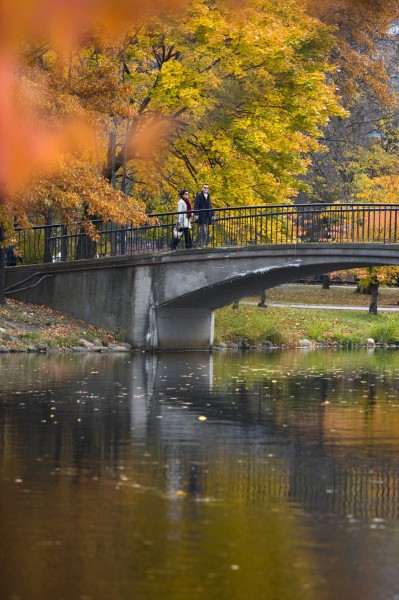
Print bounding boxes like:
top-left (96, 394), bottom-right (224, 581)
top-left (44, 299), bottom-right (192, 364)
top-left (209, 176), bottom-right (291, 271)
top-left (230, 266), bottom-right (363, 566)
top-left (244, 301), bottom-right (399, 312)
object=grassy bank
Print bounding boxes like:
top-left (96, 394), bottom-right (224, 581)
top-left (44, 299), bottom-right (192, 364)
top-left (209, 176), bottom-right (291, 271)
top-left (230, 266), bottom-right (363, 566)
top-left (215, 284), bottom-right (399, 348)
top-left (0, 299), bottom-right (123, 352)
top-left (1, 284), bottom-right (399, 351)
top-left (214, 305), bottom-right (399, 347)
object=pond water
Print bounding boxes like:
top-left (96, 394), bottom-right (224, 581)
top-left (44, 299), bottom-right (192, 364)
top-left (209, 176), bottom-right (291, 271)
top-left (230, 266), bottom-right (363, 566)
top-left (1, 349), bottom-right (399, 600)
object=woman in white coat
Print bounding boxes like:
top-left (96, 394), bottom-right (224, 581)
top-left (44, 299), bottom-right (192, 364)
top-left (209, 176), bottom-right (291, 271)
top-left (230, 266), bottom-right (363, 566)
top-left (171, 189), bottom-right (193, 249)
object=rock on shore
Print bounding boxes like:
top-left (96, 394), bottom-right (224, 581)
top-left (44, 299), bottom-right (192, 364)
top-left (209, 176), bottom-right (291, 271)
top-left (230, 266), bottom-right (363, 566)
top-left (0, 299), bottom-right (131, 353)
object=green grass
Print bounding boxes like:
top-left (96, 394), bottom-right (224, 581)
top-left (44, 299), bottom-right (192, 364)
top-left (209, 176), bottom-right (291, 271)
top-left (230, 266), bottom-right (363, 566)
top-left (369, 319), bottom-right (399, 344)
top-left (214, 304), bottom-right (399, 347)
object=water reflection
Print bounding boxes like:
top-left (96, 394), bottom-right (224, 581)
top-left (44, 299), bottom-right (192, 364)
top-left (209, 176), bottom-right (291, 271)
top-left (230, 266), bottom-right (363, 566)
top-left (1, 350), bottom-right (399, 600)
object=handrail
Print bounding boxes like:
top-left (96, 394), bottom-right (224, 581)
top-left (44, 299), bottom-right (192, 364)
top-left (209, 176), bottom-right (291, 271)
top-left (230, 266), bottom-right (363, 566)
top-left (9, 203), bottom-right (399, 266)
top-left (5, 274), bottom-right (54, 294)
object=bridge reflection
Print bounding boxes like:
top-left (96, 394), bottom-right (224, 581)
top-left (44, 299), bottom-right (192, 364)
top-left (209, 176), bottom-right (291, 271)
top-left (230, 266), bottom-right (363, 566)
top-left (2, 350), bottom-right (399, 519)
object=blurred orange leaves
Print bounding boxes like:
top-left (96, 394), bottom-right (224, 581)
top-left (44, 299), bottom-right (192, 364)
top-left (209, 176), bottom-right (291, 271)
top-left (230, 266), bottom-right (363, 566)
top-left (0, 0), bottom-right (183, 195)
top-left (1, 0), bottom-right (184, 49)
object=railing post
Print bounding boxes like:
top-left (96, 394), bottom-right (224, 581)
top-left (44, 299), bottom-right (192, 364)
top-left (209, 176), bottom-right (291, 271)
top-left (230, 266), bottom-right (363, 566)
top-left (44, 224), bottom-right (53, 263)
top-left (61, 226), bottom-right (68, 261)
top-left (0, 225), bottom-right (5, 304)
top-left (120, 225), bottom-right (127, 255)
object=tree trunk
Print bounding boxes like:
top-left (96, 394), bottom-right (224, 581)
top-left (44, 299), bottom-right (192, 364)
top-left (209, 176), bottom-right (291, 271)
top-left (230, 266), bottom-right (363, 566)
top-left (103, 119), bottom-right (121, 183)
top-left (78, 123), bottom-right (120, 259)
top-left (75, 204), bottom-right (99, 260)
top-left (0, 225), bottom-right (5, 305)
top-left (322, 274), bottom-right (330, 289)
top-left (76, 230), bottom-right (98, 260)
top-left (257, 290), bottom-right (267, 307)
top-left (369, 282), bottom-right (379, 315)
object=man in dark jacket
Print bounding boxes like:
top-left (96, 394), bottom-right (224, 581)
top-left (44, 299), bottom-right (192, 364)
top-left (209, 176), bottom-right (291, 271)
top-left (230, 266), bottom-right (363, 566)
top-left (194, 184), bottom-right (214, 247)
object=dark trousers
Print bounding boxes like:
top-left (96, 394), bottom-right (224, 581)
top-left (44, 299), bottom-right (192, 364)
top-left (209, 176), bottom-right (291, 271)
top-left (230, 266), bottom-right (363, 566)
top-left (194, 223), bottom-right (210, 247)
top-left (171, 227), bottom-right (192, 250)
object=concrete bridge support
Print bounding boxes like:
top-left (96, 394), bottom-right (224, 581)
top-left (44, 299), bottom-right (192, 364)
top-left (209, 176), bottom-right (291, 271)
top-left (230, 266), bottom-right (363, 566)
top-left (156, 307), bottom-right (214, 350)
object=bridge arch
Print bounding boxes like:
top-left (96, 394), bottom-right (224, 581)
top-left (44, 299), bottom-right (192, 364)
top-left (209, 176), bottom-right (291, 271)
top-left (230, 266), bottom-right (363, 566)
top-left (154, 243), bottom-right (399, 349)
top-left (157, 243), bottom-right (399, 309)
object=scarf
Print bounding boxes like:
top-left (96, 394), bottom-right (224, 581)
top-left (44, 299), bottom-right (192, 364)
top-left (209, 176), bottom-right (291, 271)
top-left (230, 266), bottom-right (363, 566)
top-left (185, 198), bottom-right (193, 218)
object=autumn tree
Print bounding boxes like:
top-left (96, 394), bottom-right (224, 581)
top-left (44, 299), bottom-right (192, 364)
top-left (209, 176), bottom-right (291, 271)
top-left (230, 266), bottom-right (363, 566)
top-left (60, 0), bottom-right (344, 208)
top-left (0, 0), bottom-right (177, 301)
top-left (308, 0), bottom-right (399, 101)
top-left (297, 1), bottom-right (399, 293)
top-left (354, 266), bottom-right (399, 314)
top-left (300, 0), bottom-right (399, 204)
top-left (0, 0), bottom-right (355, 302)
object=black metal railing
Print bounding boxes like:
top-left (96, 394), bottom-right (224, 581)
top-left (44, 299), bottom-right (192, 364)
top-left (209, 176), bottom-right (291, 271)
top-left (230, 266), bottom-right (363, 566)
top-left (10, 203), bottom-right (399, 265)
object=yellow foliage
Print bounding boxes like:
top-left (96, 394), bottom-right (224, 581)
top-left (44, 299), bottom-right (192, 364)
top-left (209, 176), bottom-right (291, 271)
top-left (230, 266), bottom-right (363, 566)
top-left (114, 0), bottom-right (346, 207)
top-left (354, 266), bottom-right (399, 288)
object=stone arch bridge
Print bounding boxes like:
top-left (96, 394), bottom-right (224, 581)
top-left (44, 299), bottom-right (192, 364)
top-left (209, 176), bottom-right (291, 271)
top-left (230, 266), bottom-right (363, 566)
top-left (5, 242), bottom-right (399, 350)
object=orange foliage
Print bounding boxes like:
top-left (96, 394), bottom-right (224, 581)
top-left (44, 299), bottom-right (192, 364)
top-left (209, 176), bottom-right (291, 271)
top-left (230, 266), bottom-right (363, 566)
top-left (0, 0), bottom-right (183, 197)
top-left (10, 157), bottom-right (148, 227)
top-left (307, 0), bottom-right (399, 105)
